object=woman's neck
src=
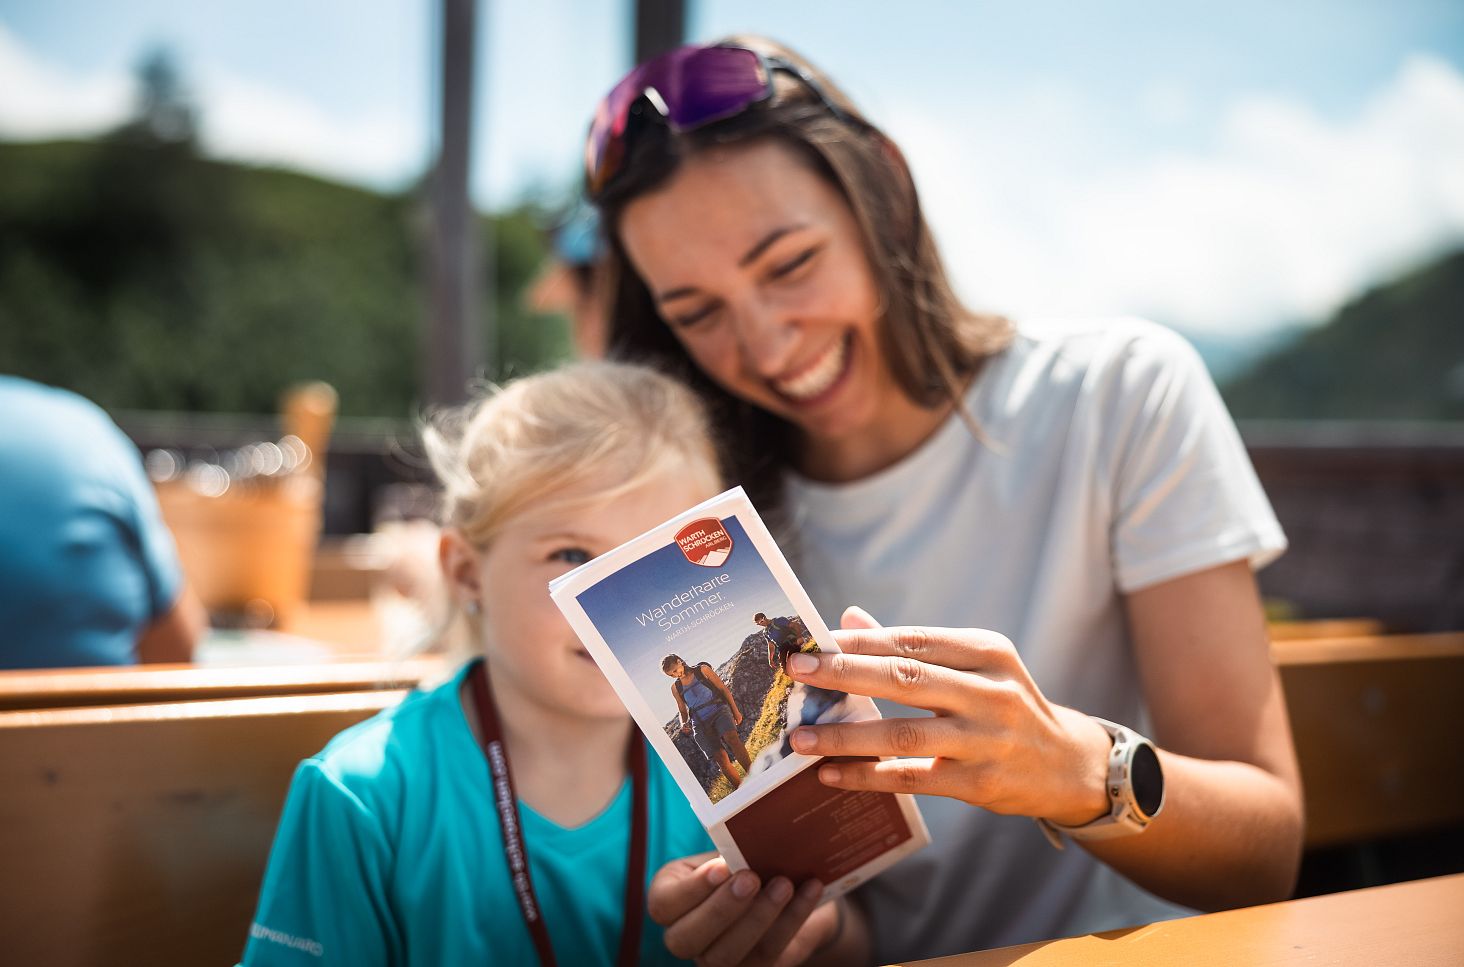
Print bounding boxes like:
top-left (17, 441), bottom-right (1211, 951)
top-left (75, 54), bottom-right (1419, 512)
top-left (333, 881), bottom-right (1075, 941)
top-left (462, 663), bottom-right (633, 828)
top-left (797, 391), bottom-right (954, 482)
top-left (791, 358), bottom-right (988, 483)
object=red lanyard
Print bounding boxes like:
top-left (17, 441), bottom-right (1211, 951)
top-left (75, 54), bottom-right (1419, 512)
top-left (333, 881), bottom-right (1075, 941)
top-left (469, 659), bottom-right (648, 967)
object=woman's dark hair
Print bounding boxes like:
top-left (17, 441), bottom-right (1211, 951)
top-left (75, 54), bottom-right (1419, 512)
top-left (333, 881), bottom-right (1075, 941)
top-left (593, 35), bottom-right (1012, 521)
top-left (661, 654), bottom-right (687, 672)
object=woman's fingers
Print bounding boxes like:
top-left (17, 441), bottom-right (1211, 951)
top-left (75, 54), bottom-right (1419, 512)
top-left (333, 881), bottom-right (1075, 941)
top-left (815, 756), bottom-right (972, 800)
top-left (788, 716), bottom-right (970, 759)
top-left (830, 625), bottom-right (1017, 675)
top-left (838, 605), bottom-right (882, 630)
top-left (784, 649), bottom-right (977, 712)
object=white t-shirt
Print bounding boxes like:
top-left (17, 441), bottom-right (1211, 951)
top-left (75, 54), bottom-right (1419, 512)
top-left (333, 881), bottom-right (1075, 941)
top-left (784, 318), bottom-right (1286, 962)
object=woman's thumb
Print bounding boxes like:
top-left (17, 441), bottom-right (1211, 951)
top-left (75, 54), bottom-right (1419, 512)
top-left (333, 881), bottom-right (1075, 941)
top-left (840, 605), bottom-right (883, 630)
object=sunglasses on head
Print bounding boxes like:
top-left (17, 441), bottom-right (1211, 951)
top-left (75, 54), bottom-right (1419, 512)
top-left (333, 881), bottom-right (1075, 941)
top-left (584, 42), bottom-right (851, 197)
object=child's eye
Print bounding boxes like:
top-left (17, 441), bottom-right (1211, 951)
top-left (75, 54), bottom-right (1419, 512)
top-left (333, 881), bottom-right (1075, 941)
top-left (549, 547), bottom-right (592, 566)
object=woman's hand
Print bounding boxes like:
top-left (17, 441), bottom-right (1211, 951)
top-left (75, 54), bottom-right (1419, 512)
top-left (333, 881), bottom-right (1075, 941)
top-left (784, 607), bottom-right (1114, 826)
top-left (681, 722), bottom-right (693, 735)
top-left (732, 708), bottom-right (744, 726)
top-left (648, 853), bottom-right (839, 966)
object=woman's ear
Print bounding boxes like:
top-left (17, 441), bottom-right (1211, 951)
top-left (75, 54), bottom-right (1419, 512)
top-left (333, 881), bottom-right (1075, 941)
top-left (439, 527), bottom-right (484, 607)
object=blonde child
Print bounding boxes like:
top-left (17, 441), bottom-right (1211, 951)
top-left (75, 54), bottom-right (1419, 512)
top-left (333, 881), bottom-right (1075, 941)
top-left (241, 362), bottom-right (781, 965)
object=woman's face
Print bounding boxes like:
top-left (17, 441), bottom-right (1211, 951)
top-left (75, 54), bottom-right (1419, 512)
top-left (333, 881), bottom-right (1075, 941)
top-left (663, 660), bottom-right (687, 679)
top-left (618, 139), bottom-right (903, 457)
top-left (463, 467), bottom-right (717, 722)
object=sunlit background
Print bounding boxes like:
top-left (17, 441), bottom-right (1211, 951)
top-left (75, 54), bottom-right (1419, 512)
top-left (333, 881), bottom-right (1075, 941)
top-left (5, 2), bottom-right (1463, 388)
top-left (2, 1), bottom-right (1462, 632)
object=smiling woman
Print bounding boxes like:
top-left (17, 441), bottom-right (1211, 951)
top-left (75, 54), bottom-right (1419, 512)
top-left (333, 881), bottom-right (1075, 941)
top-left (587, 34), bottom-right (1304, 967)
top-left (594, 36), bottom-right (1012, 515)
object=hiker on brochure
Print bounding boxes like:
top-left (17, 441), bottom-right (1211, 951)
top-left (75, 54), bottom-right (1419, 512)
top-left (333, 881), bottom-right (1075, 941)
top-left (757, 612), bottom-right (809, 672)
top-left (663, 654), bottom-right (754, 790)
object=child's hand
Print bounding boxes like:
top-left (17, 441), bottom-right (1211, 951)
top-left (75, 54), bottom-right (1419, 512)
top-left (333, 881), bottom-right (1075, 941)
top-left (648, 853), bottom-right (837, 966)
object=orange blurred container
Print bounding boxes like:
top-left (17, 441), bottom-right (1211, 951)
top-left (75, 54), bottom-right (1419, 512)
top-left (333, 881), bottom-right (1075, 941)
top-left (157, 475), bottom-right (322, 628)
top-left (156, 383), bottom-right (336, 629)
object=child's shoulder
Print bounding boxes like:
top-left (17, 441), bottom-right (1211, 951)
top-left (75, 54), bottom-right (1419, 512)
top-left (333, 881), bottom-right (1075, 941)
top-left (304, 666), bottom-right (471, 805)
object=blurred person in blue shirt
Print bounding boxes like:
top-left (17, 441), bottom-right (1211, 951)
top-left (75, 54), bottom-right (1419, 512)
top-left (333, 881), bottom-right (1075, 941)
top-left (0, 376), bottom-right (204, 668)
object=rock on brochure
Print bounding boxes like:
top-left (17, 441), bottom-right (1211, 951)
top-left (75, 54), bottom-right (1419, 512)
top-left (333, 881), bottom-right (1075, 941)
top-left (549, 486), bottom-right (929, 900)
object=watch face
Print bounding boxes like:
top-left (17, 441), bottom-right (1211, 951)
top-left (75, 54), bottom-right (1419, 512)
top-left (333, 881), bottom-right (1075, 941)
top-left (1131, 743), bottom-right (1164, 818)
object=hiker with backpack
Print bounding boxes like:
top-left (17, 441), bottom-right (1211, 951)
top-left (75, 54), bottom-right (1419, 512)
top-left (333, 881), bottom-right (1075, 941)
top-left (663, 654), bottom-right (753, 790)
top-left (757, 612), bottom-right (809, 672)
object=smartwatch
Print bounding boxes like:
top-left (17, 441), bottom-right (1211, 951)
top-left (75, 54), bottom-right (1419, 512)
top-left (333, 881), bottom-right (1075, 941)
top-left (1036, 717), bottom-right (1165, 849)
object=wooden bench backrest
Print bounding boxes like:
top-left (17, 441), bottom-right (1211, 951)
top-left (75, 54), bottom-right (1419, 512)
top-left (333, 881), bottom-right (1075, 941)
top-left (0, 689), bottom-right (405, 967)
top-left (1267, 618), bottom-right (1386, 641)
top-left (1274, 632), bottom-right (1464, 848)
top-left (0, 656), bottom-right (441, 712)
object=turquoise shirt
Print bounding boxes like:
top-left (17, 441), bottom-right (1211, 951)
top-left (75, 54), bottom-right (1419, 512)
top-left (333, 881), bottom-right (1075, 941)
top-left (242, 663), bottom-right (712, 965)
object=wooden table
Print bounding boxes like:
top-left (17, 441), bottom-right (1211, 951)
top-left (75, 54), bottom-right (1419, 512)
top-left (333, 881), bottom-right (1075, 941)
top-left (903, 873), bottom-right (1464, 966)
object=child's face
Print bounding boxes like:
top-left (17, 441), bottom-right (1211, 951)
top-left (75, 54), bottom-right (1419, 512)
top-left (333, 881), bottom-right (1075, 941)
top-left (471, 467), bottom-right (718, 723)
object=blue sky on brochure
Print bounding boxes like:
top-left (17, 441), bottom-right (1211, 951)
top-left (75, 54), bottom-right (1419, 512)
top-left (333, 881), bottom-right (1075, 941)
top-left (2, 0), bottom-right (1462, 338)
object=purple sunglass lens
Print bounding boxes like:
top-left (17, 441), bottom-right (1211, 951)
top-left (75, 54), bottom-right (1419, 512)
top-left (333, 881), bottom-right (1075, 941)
top-left (639, 45), bottom-right (769, 130)
top-left (587, 44), bottom-right (770, 190)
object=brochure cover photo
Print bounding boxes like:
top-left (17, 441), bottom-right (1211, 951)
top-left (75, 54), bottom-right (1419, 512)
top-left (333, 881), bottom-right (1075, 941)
top-left (550, 487), bottom-right (929, 897)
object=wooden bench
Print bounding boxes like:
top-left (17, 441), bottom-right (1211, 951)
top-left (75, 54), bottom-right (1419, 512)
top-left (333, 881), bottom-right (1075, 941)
top-left (0, 689), bottom-right (406, 967)
top-left (1273, 632), bottom-right (1464, 848)
top-left (0, 656), bottom-right (442, 712)
top-left (1267, 617), bottom-right (1385, 641)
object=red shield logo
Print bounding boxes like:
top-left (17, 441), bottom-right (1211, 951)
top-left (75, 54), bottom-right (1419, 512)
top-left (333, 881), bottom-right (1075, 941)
top-left (675, 518), bottom-right (733, 567)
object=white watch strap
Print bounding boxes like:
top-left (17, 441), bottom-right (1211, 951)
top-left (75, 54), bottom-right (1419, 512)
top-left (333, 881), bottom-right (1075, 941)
top-left (1036, 717), bottom-right (1160, 849)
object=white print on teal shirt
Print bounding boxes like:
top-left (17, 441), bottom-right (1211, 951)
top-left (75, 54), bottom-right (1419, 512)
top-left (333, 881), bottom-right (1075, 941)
top-left (249, 922), bottom-right (324, 958)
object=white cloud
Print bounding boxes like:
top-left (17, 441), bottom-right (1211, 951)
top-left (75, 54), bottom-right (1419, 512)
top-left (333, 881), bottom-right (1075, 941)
top-left (196, 68), bottom-right (423, 189)
top-left (895, 54), bottom-right (1464, 336)
top-left (0, 23), bottom-right (424, 190)
top-left (0, 25), bottom-right (131, 139)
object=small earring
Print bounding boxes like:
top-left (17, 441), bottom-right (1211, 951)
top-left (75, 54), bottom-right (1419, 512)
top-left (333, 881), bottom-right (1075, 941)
top-left (464, 600), bottom-right (480, 616)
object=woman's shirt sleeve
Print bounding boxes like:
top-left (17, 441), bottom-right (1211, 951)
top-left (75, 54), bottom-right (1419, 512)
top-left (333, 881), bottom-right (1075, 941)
top-left (241, 760), bottom-right (402, 966)
top-left (1102, 323), bottom-right (1288, 593)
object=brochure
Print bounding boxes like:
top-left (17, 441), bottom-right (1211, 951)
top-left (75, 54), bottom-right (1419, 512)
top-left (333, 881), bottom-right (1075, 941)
top-left (549, 486), bottom-right (929, 900)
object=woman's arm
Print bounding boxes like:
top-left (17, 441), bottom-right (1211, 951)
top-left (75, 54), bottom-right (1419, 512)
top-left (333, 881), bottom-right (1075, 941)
top-left (673, 687), bottom-right (691, 729)
top-left (783, 561), bottom-right (1304, 912)
top-left (1088, 559), bottom-right (1303, 907)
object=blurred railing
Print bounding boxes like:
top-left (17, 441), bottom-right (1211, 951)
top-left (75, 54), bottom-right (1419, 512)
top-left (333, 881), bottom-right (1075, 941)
top-left (1243, 421), bottom-right (1464, 634)
top-left (117, 413), bottom-right (1464, 632)
top-left (116, 409), bottom-right (435, 538)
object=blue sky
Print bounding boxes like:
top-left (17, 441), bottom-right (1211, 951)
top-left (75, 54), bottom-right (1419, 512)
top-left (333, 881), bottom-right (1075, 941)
top-left (3, 1), bottom-right (1463, 337)
top-left (576, 515), bottom-right (797, 723)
